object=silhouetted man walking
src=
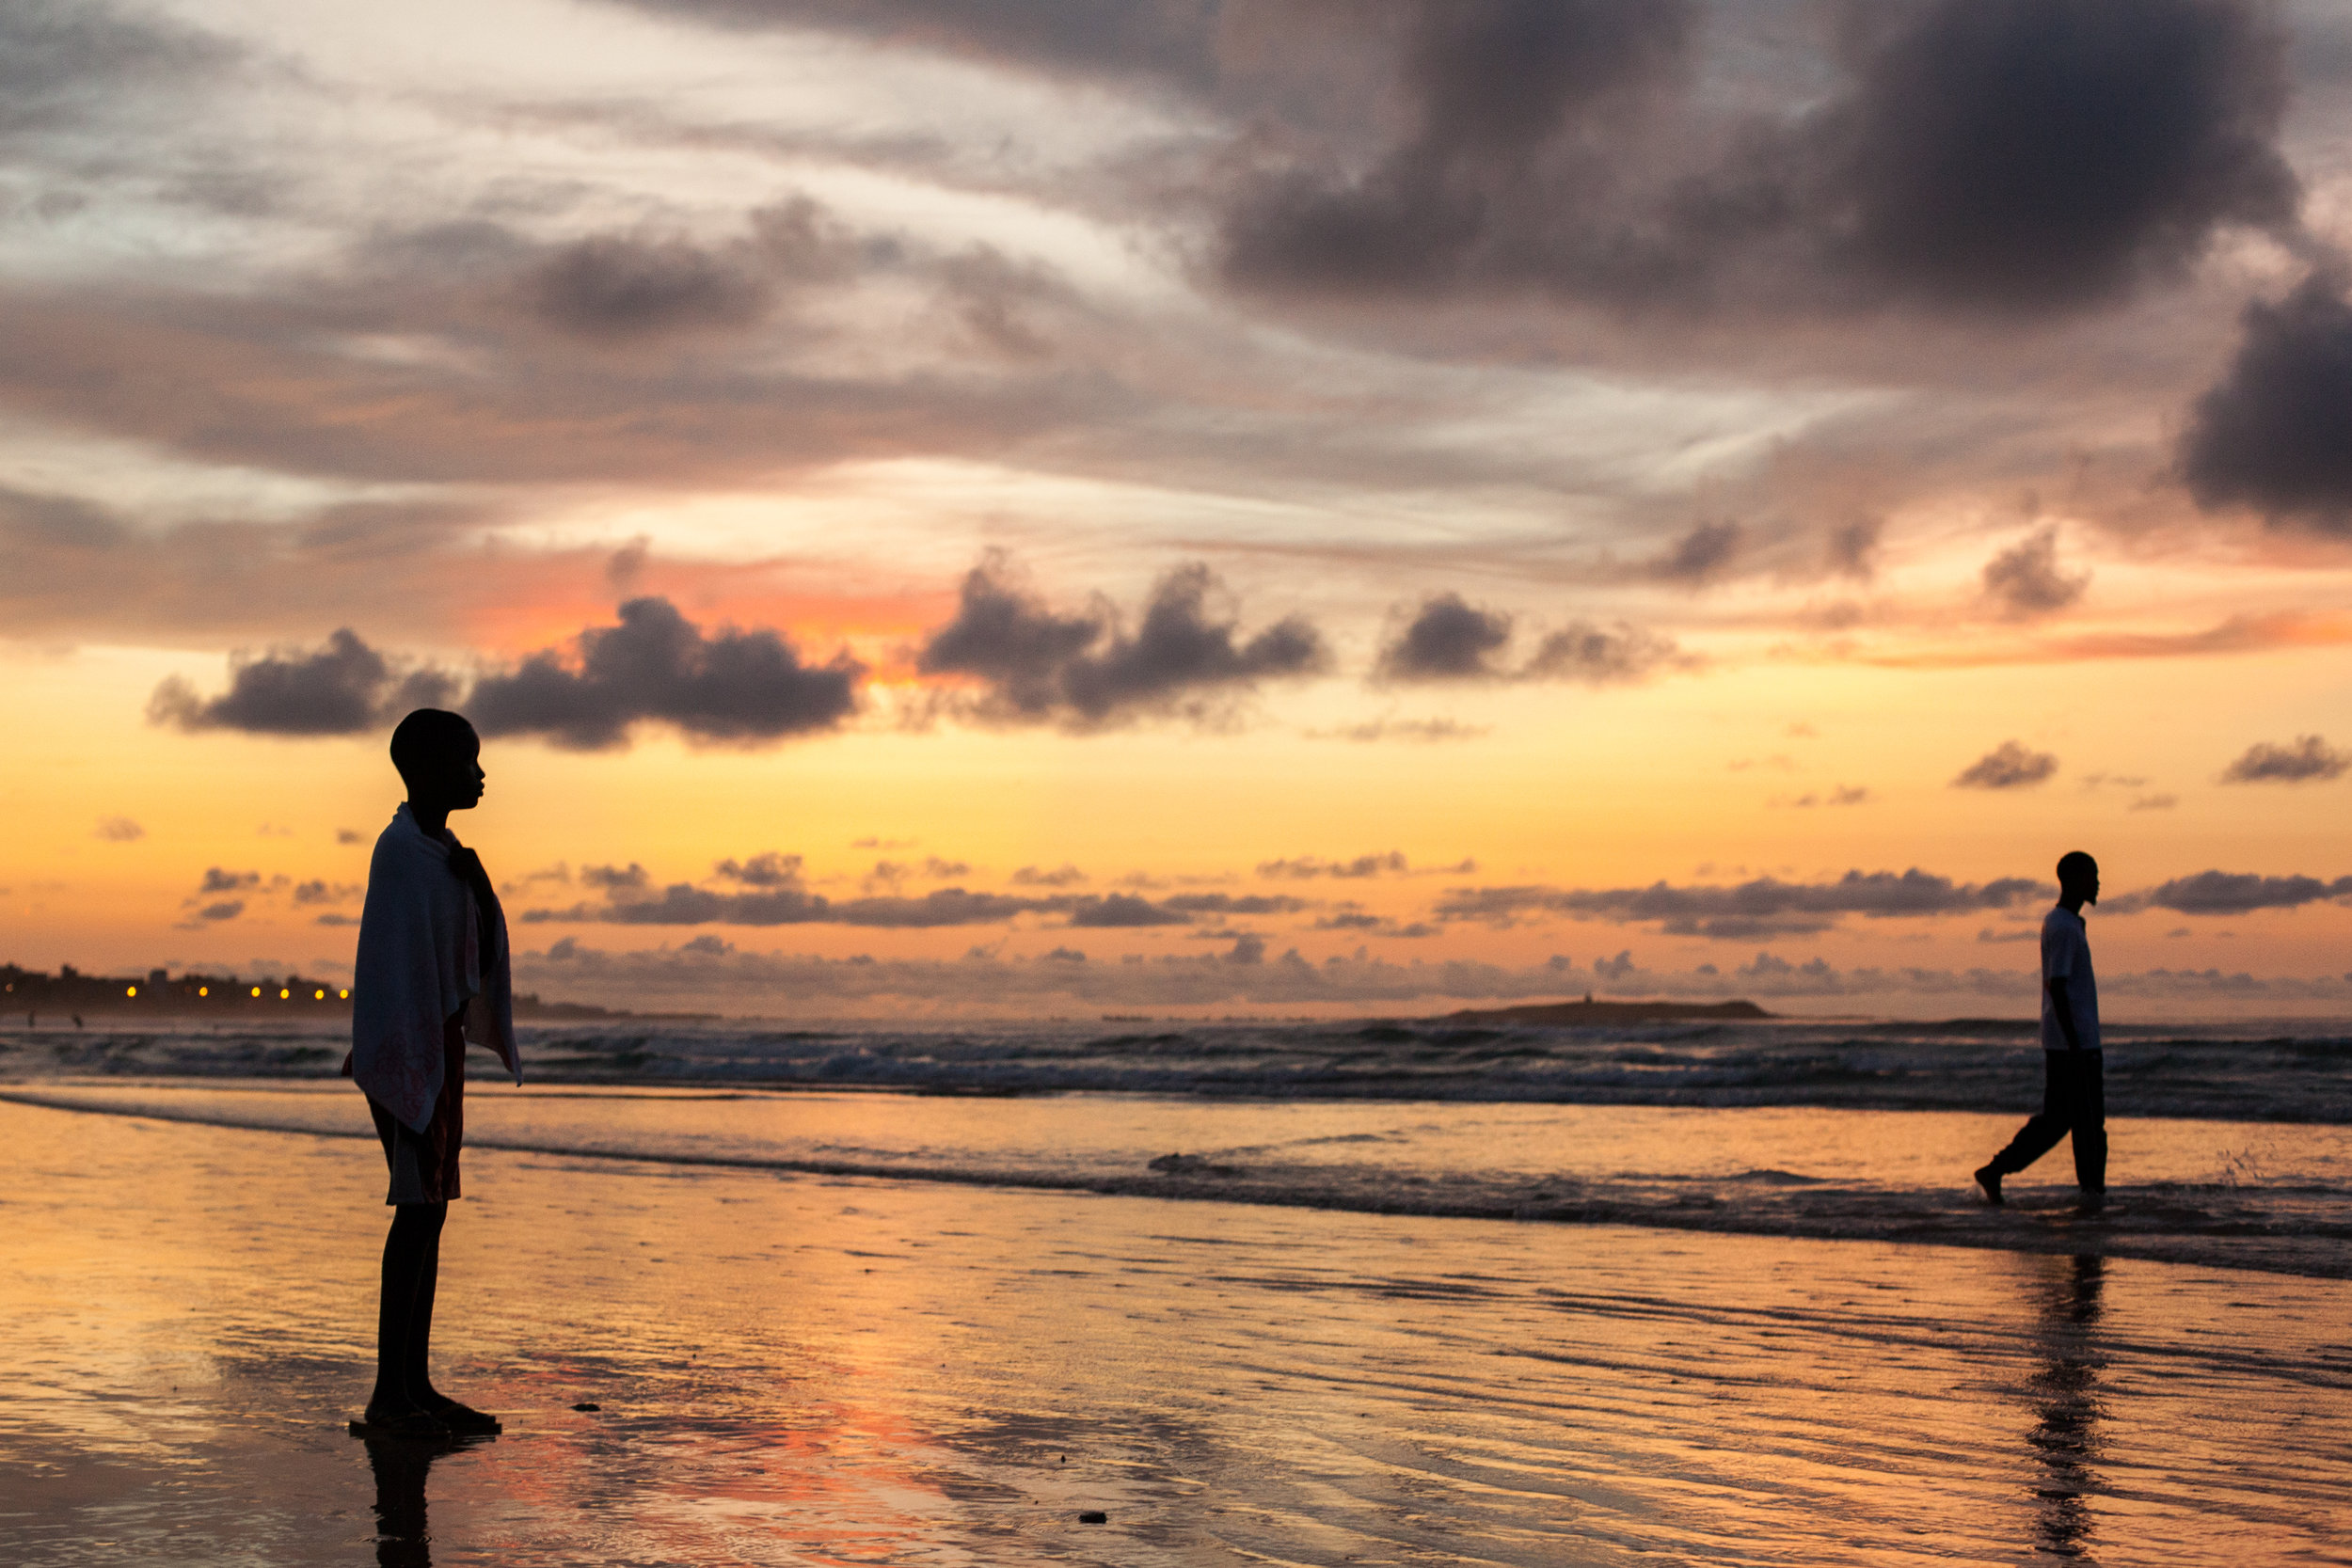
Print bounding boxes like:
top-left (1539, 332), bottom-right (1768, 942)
top-left (1976, 851), bottom-right (2106, 1206)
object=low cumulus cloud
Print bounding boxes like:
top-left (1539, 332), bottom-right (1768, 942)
top-left (524, 848), bottom-right (1234, 931)
top-left (1259, 852), bottom-right (1409, 880)
top-left (148, 628), bottom-right (458, 736)
top-left (94, 816), bottom-right (145, 842)
top-left (1979, 527), bottom-right (2090, 618)
top-left (147, 600), bottom-right (863, 749)
top-left (517, 933), bottom-right (2352, 1013)
top-left (916, 555), bottom-right (1325, 728)
top-left (469, 597), bottom-right (864, 749)
top-left (1952, 741), bottom-right (2059, 790)
top-left (2182, 276), bottom-right (2352, 532)
top-left (1434, 867), bottom-right (2043, 940)
top-left (1375, 594), bottom-right (1683, 685)
top-left (2115, 870), bottom-right (2352, 915)
top-left (1377, 594), bottom-right (1511, 680)
top-left (2220, 735), bottom-right (2349, 784)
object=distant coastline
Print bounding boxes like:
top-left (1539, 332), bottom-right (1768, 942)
top-left (1437, 997), bottom-right (1775, 1025)
top-left (0, 963), bottom-right (713, 1023)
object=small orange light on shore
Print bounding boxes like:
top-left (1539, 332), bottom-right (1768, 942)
top-left (313, 989), bottom-right (326, 1000)
top-left (278, 988), bottom-right (290, 1000)
top-left (250, 986), bottom-right (262, 997)
top-left (338, 989), bottom-right (350, 1000)
top-left (199, 987), bottom-right (209, 997)
top-left (126, 986), bottom-right (136, 997)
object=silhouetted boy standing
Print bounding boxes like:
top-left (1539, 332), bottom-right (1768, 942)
top-left (1976, 851), bottom-right (2106, 1206)
top-left (346, 708), bottom-right (518, 1437)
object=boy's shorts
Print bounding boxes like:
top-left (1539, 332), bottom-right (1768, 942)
top-left (368, 1016), bottom-right (467, 1205)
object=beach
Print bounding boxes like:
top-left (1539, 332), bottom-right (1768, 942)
top-left (6, 1088), bottom-right (2349, 1565)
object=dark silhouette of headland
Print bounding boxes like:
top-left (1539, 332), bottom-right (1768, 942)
top-left (1438, 997), bottom-right (1774, 1025)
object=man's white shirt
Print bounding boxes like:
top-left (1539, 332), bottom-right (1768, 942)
top-left (2040, 905), bottom-right (2100, 1052)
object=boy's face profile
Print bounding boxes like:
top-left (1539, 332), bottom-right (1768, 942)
top-left (407, 734), bottom-right (485, 813)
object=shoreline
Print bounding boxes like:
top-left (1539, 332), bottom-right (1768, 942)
top-left (9, 1083), bottom-right (2347, 1282)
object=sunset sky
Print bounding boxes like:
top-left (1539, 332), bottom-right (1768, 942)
top-left (6, 0), bottom-right (2350, 1018)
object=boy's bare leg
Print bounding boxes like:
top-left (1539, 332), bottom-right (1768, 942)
top-left (367, 1203), bottom-right (447, 1429)
top-left (370, 1201), bottom-right (502, 1435)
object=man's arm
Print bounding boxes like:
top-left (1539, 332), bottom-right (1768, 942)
top-left (2047, 975), bottom-right (2084, 1050)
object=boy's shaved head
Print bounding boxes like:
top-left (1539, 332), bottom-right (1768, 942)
top-left (2056, 850), bottom-right (2098, 883)
top-left (389, 708), bottom-right (478, 786)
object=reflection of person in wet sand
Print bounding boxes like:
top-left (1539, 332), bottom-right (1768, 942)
top-left (361, 1433), bottom-right (459, 1568)
top-left (345, 709), bottom-right (520, 1439)
top-left (1976, 852), bottom-right (2106, 1206)
top-left (2023, 1254), bottom-right (2106, 1559)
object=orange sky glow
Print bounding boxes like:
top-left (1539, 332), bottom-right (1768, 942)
top-left (4, 0), bottom-right (2349, 1019)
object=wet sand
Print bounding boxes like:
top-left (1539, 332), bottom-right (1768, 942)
top-left (3, 1099), bottom-right (2348, 1565)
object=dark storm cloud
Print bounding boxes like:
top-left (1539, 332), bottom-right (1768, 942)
top-left (1222, 0), bottom-right (2295, 318)
top-left (1815, 0), bottom-right (2296, 311)
top-left (2220, 735), bottom-right (2350, 783)
top-left (1952, 741), bottom-right (2059, 790)
top-left (2121, 870), bottom-right (2352, 915)
top-left (1377, 594), bottom-right (1512, 680)
top-left (2181, 277), bottom-right (2352, 532)
top-left (915, 556), bottom-right (1325, 728)
top-left (1435, 867), bottom-right (2043, 940)
top-left (1224, 0), bottom-right (1694, 292)
top-left (469, 596), bottom-right (864, 750)
top-left (1980, 527), bottom-right (2090, 618)
top-left (147, 628), bottom-right (458, 736)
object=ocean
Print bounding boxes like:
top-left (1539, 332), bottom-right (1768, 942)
top-left (7, 1013), bottom-right (2349, 1281)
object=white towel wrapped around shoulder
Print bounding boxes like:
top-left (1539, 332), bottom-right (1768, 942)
top-left (351, 803), bottom-right (520, 1132)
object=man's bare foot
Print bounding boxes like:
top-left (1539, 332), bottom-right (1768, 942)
top-left (1973, 1164), bottom-right (2004, 1205)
